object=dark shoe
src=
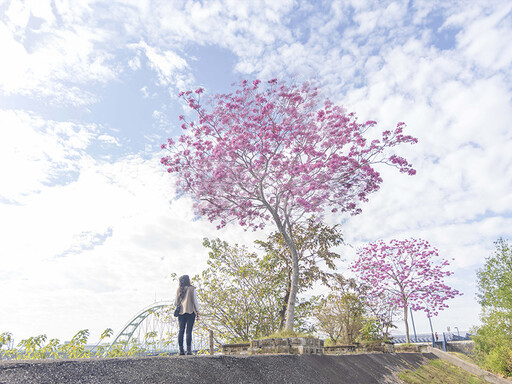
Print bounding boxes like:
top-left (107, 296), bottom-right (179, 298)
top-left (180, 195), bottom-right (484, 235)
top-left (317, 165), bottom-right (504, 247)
top-left (186, 349), bottom-right (193, 355)
top-left (179, 350), bottom-right (185, 356)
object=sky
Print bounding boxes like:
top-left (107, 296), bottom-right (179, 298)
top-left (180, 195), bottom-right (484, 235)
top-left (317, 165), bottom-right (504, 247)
top-left (1, 0), bottom-right (511, 345)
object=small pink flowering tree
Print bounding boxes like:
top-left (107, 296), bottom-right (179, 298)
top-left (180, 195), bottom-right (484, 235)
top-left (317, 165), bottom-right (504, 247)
top-left (161, 79), bottom-right (418, 331)
top-left (351, 238), bottom-right (462, 343)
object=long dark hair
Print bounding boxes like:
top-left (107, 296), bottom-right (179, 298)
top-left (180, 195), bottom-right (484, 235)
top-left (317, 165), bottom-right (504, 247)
top-left (179, 275), bottom-right (191, 298)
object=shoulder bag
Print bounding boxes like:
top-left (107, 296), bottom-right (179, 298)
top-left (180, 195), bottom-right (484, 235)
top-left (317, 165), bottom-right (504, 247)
top-left (174, 291), bottom-right (183, 317)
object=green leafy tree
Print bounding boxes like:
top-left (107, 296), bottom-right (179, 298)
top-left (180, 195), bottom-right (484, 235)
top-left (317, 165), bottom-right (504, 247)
top-left (105, 340), bottom-right (130, 358)
top-left (90, 328), bottom-right (114, 357)
top-left (473, 238), bottom-right (512, 377)
top-left (0, 332), bottom-right (15, 359)
top-left (144, 331), bottom-right (158, 353)
top-left (40, 338), bottom-right (61, 359)
top-left (60, 329), bottom-right (90, 359)
top-left (105, 338), bottom-right (145, 358)
top-left (365, 291), bottom-right (398, 340)
top-left (194, 238), bottom-right (285, 343)
top-left (162, 80), bottom-right (417, 331)
top-left (16, 335), bottom-right (48, 360)
top-left (194, 238), bottom-right (315, 343)
top-left (316, 274), bottom-right (366, 344)
top-left (477, 238), bottom-right (512, 312)
top-left (0, 329), bottom-right (155, 360)
top-left (256, 219), bottom-right (343, 329)
top-left (472, 313), bottom-right (512, 376)
top-left (3, 333), bottom-right (60, 360)
top-left (0, 332), bottom-right (12, 349)
top-left (358, 318), bottom-right (384, 343)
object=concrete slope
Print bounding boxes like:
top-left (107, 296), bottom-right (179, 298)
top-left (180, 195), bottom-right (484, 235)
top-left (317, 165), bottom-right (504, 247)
top-left (0, 353), bottom-right (437, 384)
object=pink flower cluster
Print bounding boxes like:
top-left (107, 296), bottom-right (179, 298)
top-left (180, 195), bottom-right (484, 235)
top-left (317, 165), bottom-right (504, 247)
top-left (161, 79), bottom-right (418, 231)
top-left (350, 238), bottom-right (462, 316)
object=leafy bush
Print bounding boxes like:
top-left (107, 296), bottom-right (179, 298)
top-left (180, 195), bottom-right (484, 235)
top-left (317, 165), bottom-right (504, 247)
top-left (357, 318), bottom-right (383, 343)
top-left (472, 320), bottom-right (512, 377)
top-left (473, 239), bottom-right (512, 377)
top-left (0, 328), bottom-right (149, 360)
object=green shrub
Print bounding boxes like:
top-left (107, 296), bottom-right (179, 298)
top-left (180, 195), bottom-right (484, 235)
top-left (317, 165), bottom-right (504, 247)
top-left (356, 318), bottom-right (382, 343)
top-left (472, 319), bottom-right (512, 377)
top-left (473, 239), bottom-right (512, 377)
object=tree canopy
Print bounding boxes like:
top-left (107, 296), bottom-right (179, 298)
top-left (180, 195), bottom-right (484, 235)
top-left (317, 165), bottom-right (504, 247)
top-left (255, 219), bottom-right (343, 329)
top-left (315, 274), bottom-right (366, 345)
top-left (351, 238), bottom-right (461, 343)
top-left (162, 79), bottom-right (417, 329)
top-left (477, 238), bottom-right (512, 313)
top-left (193, 238), bottom-right (315, 343)
top-left (473, 238), bottom-right (512, 377)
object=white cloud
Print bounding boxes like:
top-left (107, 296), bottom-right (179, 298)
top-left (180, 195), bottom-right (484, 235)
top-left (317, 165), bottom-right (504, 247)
top-left (140, 86), bottom-right (149, 98)
top-left (0, 152), bottom-right (268, 342)
top-left (97, 134), bottom-right (121, 146)
top-left (0, 109), bottom-right (100, 202)
top-left (444, 2), bottom-right (512, 74)
top-left (128, 55), bottom-right (141, 71)
top-left (151, 109), bottom-right (170, 130)
top-left (129, 39), bottom-right (191, 89)
top-left (0, 1), bottom-right (119, 105)
top-left (353, 1), bottom-right (407, 35)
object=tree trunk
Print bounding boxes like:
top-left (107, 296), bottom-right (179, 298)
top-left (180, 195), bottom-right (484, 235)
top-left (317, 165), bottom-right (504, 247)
top-left (278, 277), bottom-right (291, 330)
top-left (265, 204), bottom-right (299, 332)
top-left (284, 240), bottom-right (300, 331)
top-left (404, 305), bottom-right (410, 343)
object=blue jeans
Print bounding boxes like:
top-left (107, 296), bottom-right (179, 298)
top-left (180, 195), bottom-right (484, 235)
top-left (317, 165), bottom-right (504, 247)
top-left (178, 312), bottom-right (196, 352)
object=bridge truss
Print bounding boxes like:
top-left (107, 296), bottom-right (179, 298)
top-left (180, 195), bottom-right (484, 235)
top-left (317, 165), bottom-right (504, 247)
top-left (108, 301), bottom-right (212, 355)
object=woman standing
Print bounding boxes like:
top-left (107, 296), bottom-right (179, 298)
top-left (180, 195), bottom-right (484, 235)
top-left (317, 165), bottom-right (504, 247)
top-left (175, 275), bottom-right (199, 355)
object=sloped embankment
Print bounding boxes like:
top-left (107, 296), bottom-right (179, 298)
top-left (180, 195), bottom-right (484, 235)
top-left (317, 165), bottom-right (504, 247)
top-left (0, 353), bottom-right (437, 384)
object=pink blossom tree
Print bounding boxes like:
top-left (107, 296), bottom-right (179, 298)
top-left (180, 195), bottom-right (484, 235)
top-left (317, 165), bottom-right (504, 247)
top-left (351, 238), bottom-right (462, 343)
top-left (161, 79), bottom-right (418, 331)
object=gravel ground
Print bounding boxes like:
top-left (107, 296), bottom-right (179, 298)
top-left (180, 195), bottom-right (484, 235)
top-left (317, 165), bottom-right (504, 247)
top-left (0, 353), bottom-right (437, 384)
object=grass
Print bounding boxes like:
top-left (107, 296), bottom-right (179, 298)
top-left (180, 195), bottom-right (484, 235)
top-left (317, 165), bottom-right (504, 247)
top-left (399, 359), bottom-right (488, 384)
top-left (448, 351), bottom-right (478, 365)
